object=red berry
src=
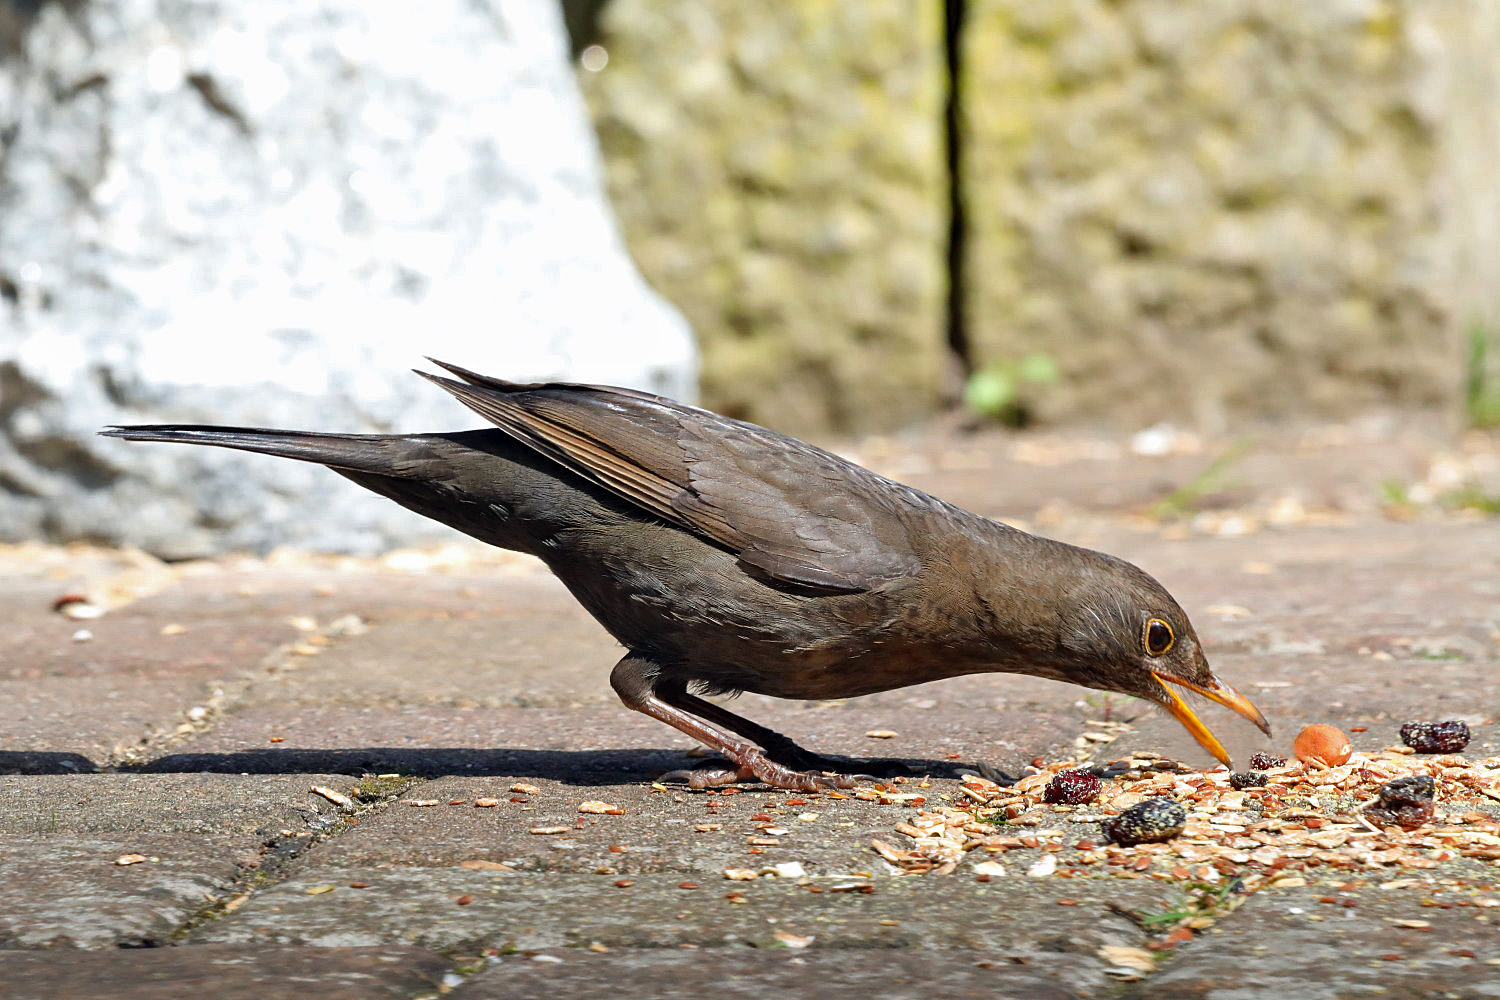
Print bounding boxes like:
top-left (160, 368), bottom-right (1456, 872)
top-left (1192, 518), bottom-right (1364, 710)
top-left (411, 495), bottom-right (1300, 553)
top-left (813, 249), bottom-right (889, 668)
top-left (1042, 769), bottom-right (1102, 805)
top-left (1399, 721), bottom-right (1470, 754)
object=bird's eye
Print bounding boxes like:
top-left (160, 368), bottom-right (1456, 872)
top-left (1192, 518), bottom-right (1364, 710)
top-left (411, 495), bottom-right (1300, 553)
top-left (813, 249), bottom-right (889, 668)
top-left (1145, 618), bottom-right (1175, 656)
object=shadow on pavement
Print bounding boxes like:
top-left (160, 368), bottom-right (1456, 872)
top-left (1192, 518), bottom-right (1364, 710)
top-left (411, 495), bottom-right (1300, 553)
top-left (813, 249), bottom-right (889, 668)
top-left (0, 751), bottom-right (99, 775)
top-left (117, 747), bottom-right (982, 784)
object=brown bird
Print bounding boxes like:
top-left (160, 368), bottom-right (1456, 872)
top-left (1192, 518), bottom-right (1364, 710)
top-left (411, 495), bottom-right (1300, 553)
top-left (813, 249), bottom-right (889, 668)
top-left (102, 360), bottom-right (1270, 790)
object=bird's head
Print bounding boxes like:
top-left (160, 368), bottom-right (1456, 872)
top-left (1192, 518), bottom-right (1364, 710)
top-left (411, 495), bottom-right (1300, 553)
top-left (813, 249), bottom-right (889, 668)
top-left (1051, 554), bottom-right (1271, 766)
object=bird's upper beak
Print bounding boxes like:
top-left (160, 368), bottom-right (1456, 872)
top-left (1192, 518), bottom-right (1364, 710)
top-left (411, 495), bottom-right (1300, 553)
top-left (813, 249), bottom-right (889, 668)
top-left (1151, 671), bottom-right (1272, 767)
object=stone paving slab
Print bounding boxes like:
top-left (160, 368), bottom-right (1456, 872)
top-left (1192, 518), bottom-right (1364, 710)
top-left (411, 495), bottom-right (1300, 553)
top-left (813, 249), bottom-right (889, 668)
top-left (0, 774), bottom-right (355, 948)
top-left (0, 944), bottom-right (454, 1000)
top-left (882, 423), bottom-right (1446, 526)
top-left (1119, 881), bottom-right (1500, 999)
top-left (0, 580), bottom-right (304, 765)
top-left (266, 774), bottom-right (924, 875)
top-left (246, 574), bottom-right (624, 710)
top-left (0, 836), bottom-right (257, 948)
top-left (191, 872), bottom-right (1167, 989)
top-left (0, 773), bottom-right (350, 836)
top-left (447, 949), bottom-right (1080, 1000)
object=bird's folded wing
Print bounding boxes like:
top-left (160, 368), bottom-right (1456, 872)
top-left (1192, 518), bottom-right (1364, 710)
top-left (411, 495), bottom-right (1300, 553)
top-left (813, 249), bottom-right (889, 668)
top-left (419, 362), bottom-right (926, 592)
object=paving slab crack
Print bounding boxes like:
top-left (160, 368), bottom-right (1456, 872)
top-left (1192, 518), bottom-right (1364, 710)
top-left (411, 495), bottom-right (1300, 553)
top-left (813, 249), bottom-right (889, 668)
top-left (161, 772), bottom-right (426, 945)
top-left (103, 611), bottom-right (375, 770)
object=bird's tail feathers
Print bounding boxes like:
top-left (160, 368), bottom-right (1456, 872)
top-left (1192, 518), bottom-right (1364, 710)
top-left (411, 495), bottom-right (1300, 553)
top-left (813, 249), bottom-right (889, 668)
top-left (99, 425), bottom-right (413, 477)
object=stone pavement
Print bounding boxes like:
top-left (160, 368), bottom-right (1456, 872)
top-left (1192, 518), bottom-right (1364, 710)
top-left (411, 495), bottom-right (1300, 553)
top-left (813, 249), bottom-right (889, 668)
top-left (2, 423), bottom-right (1498, 999)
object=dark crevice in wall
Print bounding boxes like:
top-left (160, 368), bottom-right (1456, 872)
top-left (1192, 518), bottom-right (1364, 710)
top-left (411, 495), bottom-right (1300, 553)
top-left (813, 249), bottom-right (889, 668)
top-left (943, 0), bottom-right (972, 378)
top-left (558, 0), bottom-right (610, 59)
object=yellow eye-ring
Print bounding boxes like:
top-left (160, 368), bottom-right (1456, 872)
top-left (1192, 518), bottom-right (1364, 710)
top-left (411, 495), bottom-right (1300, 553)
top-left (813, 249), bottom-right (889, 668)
top-left (1145, 618), bottom-right (1175, 656)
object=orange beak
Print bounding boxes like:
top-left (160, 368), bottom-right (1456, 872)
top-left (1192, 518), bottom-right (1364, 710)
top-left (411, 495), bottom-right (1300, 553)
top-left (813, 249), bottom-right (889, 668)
top-left (1152, 672), bottom-right (1272, 767)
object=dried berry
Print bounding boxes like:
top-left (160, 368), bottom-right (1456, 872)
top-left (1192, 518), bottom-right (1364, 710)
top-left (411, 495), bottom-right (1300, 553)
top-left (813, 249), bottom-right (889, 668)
top-left (1364, 774), bottom-right (1436, 829)
top-left (1248, 752), bottom-right (1286, 770)
top-left (1103, 797), bottom-right (1186, 845)
top-left (1293, 724), bottom-right (1352, 767)
top-left (1229, 771), bottom-right (1268, 790)
top-left (1042, 769), bottom-right (1102, 805)
top-left (1399, 720), bottom-right (1470, 754)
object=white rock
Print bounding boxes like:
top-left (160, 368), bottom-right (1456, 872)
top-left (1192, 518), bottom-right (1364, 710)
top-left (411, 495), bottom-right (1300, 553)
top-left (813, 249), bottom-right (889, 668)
top-left (0, 0), bottom-right (694, 557)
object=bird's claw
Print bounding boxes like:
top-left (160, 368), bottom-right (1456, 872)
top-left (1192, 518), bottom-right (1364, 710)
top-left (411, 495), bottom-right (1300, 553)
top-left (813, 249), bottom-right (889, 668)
top-left (658, 750), bottom-right (871, 791)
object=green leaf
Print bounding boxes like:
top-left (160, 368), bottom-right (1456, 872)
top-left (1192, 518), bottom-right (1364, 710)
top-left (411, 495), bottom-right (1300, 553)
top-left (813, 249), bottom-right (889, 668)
top-left (963, 368), bottom-right (1016, 417)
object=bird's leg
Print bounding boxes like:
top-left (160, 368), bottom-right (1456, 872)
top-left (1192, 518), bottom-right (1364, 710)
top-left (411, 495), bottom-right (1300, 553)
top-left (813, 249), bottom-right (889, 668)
top-left (654, 679), bottom-right (825, 769)
top-left (610, 656), bottom-right (866, 791)
top-left (653, 680), bottom-right (900, 777)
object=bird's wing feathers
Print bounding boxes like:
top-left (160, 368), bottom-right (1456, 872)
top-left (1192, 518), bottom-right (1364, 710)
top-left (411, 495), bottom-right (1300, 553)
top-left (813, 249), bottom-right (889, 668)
top-left (419, 362), bottom-right (925, 592)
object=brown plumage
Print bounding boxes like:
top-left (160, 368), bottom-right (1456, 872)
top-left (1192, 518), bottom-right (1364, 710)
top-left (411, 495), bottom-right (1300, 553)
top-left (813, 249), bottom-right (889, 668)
top-left (101, 360), bottom-right (1270, 790)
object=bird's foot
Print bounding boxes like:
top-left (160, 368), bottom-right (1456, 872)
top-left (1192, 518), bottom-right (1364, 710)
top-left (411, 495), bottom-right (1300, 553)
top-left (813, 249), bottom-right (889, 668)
top-left (659, 749), bottom-right (874, 791)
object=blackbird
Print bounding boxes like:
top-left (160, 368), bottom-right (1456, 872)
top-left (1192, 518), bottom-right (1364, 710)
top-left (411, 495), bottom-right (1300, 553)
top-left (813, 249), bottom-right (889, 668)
top-left (102, 360), bottom-right (1271, 790)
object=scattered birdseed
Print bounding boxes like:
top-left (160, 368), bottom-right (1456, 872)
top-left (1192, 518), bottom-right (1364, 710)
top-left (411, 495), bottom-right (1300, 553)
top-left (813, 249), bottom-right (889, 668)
top-left (528, 825), bottom-right (571, 835)
top-left (53, 594), bottom-right (102, 618)
top-left (1026, 855), bottom-right (1058, 877)
top-left (865, 730), bottom-right (898, 739)
top-left (474, 798), bottom-right (500, 808)
top-left (876, 747), bottom-right (1500, 881)
top-left (578, 801), bottom-right (623, 814)
top-left (113, 854), bottom-right (149, 866)
top-left (511, 783), bottom-right (541, 795)
top-left (310, 785), bottom-right (355, 809)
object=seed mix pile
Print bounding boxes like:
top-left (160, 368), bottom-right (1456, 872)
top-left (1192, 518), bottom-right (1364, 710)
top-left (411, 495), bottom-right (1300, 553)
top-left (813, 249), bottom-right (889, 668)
top-left (874, 746), bottom-right (1500, 881)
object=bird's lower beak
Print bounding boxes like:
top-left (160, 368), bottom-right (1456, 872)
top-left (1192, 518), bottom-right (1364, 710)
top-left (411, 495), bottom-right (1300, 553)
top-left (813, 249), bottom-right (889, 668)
top-left (1151, 672), bottom-right (1273, 767)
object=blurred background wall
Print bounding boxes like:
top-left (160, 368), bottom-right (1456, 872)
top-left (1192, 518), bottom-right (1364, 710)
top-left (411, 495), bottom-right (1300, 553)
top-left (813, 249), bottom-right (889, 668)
top-left (577, 0), bottom-right (1500, 433)
top-left (2, 0), bottom-right (1498, 554)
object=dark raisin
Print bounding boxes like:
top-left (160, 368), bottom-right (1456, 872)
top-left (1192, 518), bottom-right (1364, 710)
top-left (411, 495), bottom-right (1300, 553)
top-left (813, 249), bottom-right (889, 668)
top-left (1103, 797), bottom-right (1185, 845)
top-left (1042, 769), bottom-right (1102, 805)
top-left (1364, 774), bottom-right (1436, 829)
top-left (1248, 752), bottom-right (1286, 770)
top-left (1399, 720), bottom-right (1470, 754)
top-left (1229, 771), bottom-right (1268, 790)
